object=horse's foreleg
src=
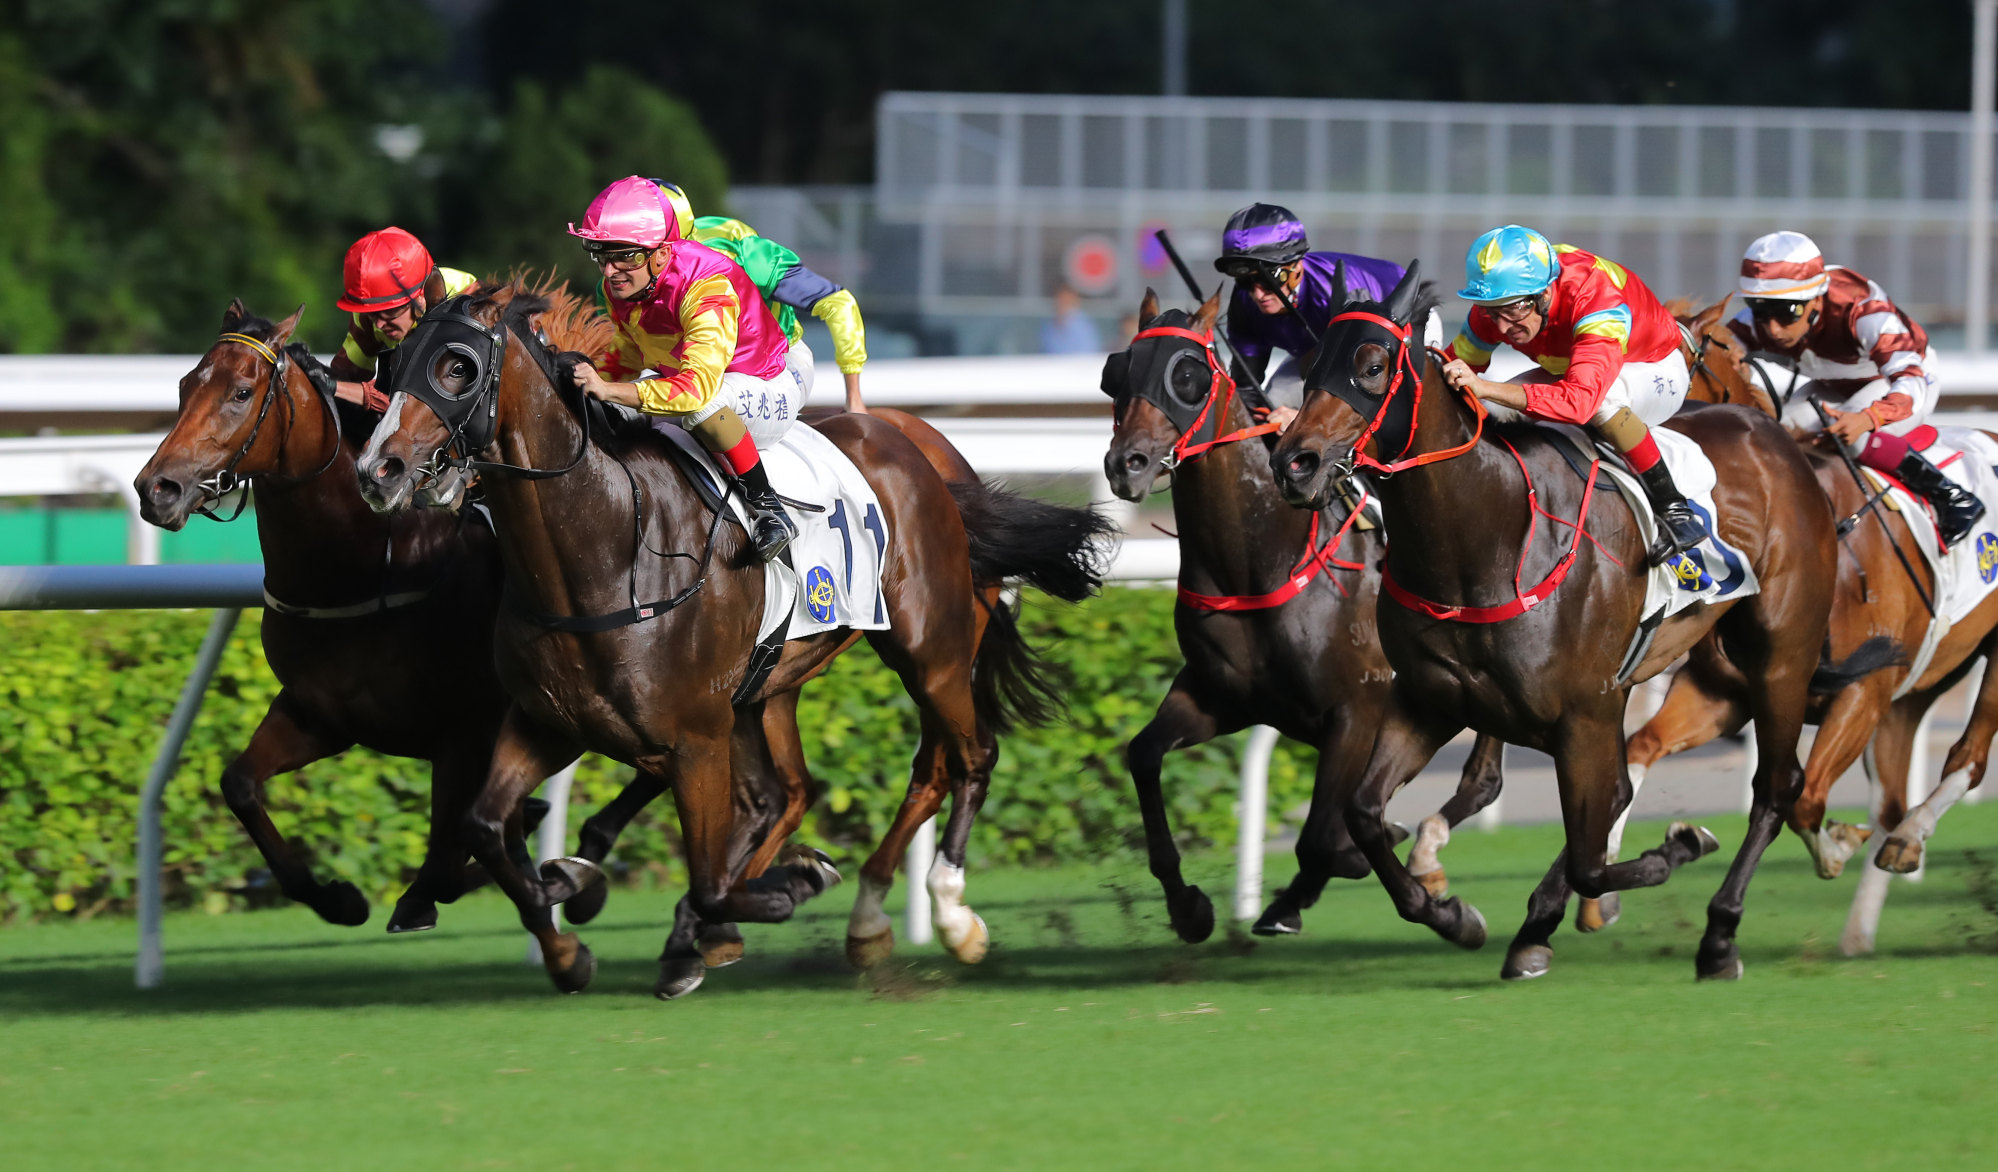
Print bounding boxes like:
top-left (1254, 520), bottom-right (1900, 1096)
top-left (1128, 676), bottom-right (1234, 944)
top-left (1789, 680), bottom-right (1891, 878)
top-left (1405, 731), bottom-right (1509, 905)
top-left (1255, 712), bottom-right (1376, 937)
top-left (463, 705), bottom-right (592, 993)
top-left (387, 740), bottom-right (494, 934)
top-left (1344, 701), bottom-right (1478, 948)
top-left (693, 692), bottom-right (816, 970)
top-left (218, 693), bottom-right (362, 924)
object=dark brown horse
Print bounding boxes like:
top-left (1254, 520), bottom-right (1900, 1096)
top-left (133, 301), bottom-right (514, 933)
top-left (1101, 289), bottom-right (1508, 941)
top-left (1268, 265), bottom-right (1845, 981)
top-left (1631, 297), bottom-right (1996, 955)
top-left (354, 283), bottom-right (1105, 997)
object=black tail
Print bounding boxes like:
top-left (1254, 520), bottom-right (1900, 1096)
top-left (1810, 634), bottom-right (1908, 695)
top-left (970, 593), bottom-right (1070, 735)
top-left (948, 479), bottom-right (1115, 601)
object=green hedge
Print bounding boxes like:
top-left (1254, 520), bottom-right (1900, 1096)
top-left (0, 591), bottom-right (1325, 922)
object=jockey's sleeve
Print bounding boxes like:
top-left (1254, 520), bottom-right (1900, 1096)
top-left (1851, 297), bottom-right (1930, 409)
top-left (1524, 331), bottom-right (1624, 425)
top-left (338, 323), bottom-right (379, 376)
top-left (767, 263), bottom-right (868, 374)
top-left (636, 274), bottom-right (740, 415)
top-left (1445, 308), bottom-right (1503, 371)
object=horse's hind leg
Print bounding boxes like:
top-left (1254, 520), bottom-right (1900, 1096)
top-left (846, 729), bottom-right (953, 968)
top-left (1405, 731), bottom-right (1507, 903)
top-left (1877, 664), bottom-right (1998, 874)
top-left (1129, 676), bottom-right (1236, 943)
top-left (1787, 680), bottom-right (1892, 878)
top-left (218, 692), bottom-right (364, 925)
top-left (1255, 712), bottom-right (1378, 937)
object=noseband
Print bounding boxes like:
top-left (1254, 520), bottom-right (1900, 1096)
top-left (196, 331), bottom-right (342, 520)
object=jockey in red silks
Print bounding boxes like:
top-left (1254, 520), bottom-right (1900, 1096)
top-left (1439, 224), bottom-right (1709, 564)
top-left (328, 227), bottom-right (479, 413)
top-left (1729, 229), bottom-right (1985, 546)
top-left (566, 176), bottom-right (801, 562)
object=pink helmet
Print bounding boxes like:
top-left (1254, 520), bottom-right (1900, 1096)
top-left (568, 176), bottom-right (679, 249)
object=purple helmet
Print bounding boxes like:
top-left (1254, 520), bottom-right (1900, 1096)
top-left (1216, 203), bottom-right (1309, 276)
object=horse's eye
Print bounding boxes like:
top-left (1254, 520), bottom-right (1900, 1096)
top-left (450, 359), bottom-right (472, 379)
top-left (232, 383), bottom-right (254, 402)
top-left (1367, 364), bottom-right (1384, 378)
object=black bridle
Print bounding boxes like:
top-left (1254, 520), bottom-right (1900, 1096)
top-left (196, 331), bottom-right (343, 520)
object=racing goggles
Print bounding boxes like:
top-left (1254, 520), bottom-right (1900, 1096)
top-left (582, 242), bottom-right (653, 271)
top-left (1744, 297), bottom-right (1810, 324)
top-left (1217, 257), bottom-right (1294, 292)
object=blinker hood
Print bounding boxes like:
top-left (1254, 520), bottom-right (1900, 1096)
top-left (382, 296), bottom-right (508, 457)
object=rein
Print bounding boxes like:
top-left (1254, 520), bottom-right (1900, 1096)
top-left (197, 332), bottom-right (344, 520)
top-left (1178, 495), bottom-right (1369, 611)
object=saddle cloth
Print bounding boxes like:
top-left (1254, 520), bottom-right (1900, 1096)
top-left (1544, 422), bottom-right (1762, 625)
top-left (1853, 427), bottom-right (1998, 697)
top-left (656, 421), bottom-right (891, 642)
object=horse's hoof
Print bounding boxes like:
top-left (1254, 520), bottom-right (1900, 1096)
top-left (1388, 821), bottom-right (1412, 846)
top-left (1440, 899), bottom-right (1487, 950)
top-left (520, 796), bottom-right (551, 836)
top-left (1251, 902), bottom-right (1301, 936)
top-left (315, 880), bottom-right (371, 927)
top-left (699, 923), bottom-right (745, 968)
top-left (1501, 944), bottom-right (1553, 980)
top-left (548, 939), bottom-right (596, 994)
top-left (563, 873), bottom-right (610, 926)
top-left (538, 856), bottom-right (604, 904)
top-left (1839, 928), bottom-right (1876, 958)
top-left (1670, 822), bottom-right (1722, 861)
top-left (1576, 893), bottom-right (1621, 933)
top-left (1169, 886), bottom-right (1216, 944)
top-left (1814, 819), bottom-right (1873, 879)
top-left (385, 898), bottom-right (437, 934)
top-left (1875, 836), bottom-right (1923, 874)
top-left (784, 845), bottom-right (844, 889)
top-left (846, 927), bottom-right (895, 970)
top-left (654, 955), bottom-right (706, 1001)
top-left (943, 912), bottom-right (989, 965)
top-left (1696, 942), bottom-right (1743, 982)
top-left (1413, 867), bottom-right (1450, 900)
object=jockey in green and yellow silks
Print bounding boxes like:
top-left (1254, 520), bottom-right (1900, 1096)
top-left (652, 181), bottom-right (870, 414)
top-left (329, 227), bottom-right (478, 413)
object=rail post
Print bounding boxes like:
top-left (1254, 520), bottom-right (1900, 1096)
top-left (1235, 725), bottom-right (1278, 919)
top-left (906, 816), bottom-right (936, 945)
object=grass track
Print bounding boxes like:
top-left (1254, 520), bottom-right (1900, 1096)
top-left (4, 806), bottom-right (1997, 1170)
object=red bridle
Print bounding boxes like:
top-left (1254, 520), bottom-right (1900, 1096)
top-left (1125, 324), bottom-right (1281, 469)
top-left (1322, 310), bottom-right (1486, 475)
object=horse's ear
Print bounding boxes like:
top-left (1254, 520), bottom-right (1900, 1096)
top-left (221, 298), bottom-right (249, 332)
top-left (271, 304), bottom-right (306, 345)
top-left (1194, 286), bottom-right (1223, 331)
top-left (1695, 294), bottom-right (1733, 330)
top-left (1329, 259), bottom-right (1349, 314)
top-left (1383, 260), bottom-right (1423, 324)
top-left (1139, 287), bottom-right (1161, 325)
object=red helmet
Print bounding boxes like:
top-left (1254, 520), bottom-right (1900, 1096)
top-left (337, 227), bottom-right (437, 313)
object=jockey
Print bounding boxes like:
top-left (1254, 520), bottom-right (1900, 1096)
top-left (1728, 230), bottom-right (1985, 546)
top-left (1214, 203), bottom-right (1426, 424)
top-left (328, 227), bottom-right (479, 412)
top-left (566, 176), bottom-right (802, 562)
top-left (1440, 225), bottom-right (1709, 564)
top-left (651, 181), bottom-right (870, 415)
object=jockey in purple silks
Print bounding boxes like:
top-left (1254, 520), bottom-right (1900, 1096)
top-left (1213, 203), bottom-right (1439, 428)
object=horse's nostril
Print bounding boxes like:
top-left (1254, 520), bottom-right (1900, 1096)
top-left (374, 456), bottom-right (404, 482)
top-left (148, 477), bottom-right (182, 504)
top-left (1123, 453), bottom-right (1150, 475)
top-left (1287, 452), bottom-right (1320, 479)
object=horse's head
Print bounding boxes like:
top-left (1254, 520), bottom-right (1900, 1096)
top-left (1270, 261), bottom-right (1431, 509)
top-left (136, 300), bottom-right (335, 531)
top-left (1675, 295), bottom-right (1778, 418)
top-left (1100, 287), bottom-right (1227, 502)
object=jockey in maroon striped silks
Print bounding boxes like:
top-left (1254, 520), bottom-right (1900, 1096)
top-left (1729, 230), bottom-right (1985, 546)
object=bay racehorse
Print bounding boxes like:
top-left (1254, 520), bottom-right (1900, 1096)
top-left (1268, 263), bottom-right (1850, 981)
top-left (1631, 297), bottom-right (1996, 955)
top-left (1101, 289), bottom-right (1508, 941)
top-left (134, 300), bottom-right (516, 934)
top-left (354, 282), bottom-right (1106, 998)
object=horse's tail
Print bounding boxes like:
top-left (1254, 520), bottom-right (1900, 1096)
top-left (1809, 635), bottom-right (1908, 695)
top-left (948, 479), bottom-right (1114, 602)
top-left (950, 479), bottom-right (1113, 734)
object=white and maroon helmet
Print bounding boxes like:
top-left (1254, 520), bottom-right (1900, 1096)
top-left (1738, 230), bottom-right (1831, 302)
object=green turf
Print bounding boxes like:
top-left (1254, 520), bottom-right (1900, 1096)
top-left (4, 805), bottom-right (1996, 1171)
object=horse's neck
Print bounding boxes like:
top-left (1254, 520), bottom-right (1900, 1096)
top-left (1171, 398), bottom-right (1315, 594)
top-left (1374, 364), bottom-right (1526, 588)
top-left (255, 436), bottom-right (399, 599)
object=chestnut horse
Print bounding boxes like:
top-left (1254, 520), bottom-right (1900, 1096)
top-left (1630, 298), bottom-right (1997, 955)
top-left (1101, 289), bottom-right (1508, 941)
top-left (355, 283), bottom-right (1105, 998)
top-left (133, 301), bottom-right (515, 934)
top-left (1269, 264), bottom-right (1846, 982)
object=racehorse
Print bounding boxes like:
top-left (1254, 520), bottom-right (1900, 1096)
top-left (354, 282), bottom-right (1106, 998)
top-left (1268, 263), bottom-right (1851, 981)
top-left (133, 300), bottom-right (515, 934)
top-left (1630, 297), bottom-right (1996, 955)
top-left (1101, 289), bottom-right (1508, 941)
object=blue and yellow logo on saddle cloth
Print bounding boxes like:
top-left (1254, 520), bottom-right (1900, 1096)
top-left (804, 565), bottom-right (837, 623)
top-left (1670, 551), bottom-right (1715, 593)
top-left (1977, 533), bottom-right (1998, 584)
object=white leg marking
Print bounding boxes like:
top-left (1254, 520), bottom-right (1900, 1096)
top-left (1893, 768), bottom-right (1972, 847)
top-left (1607, 763), bottom-right (1648, 863)
top-left (1406, 813), bottom-right (1450, 876)
top-left (848, 873), bottom-right (892, 941)
top-left (927, 857), bottom-right (989, 962)
top-left (1842, 833), bottom-right (1892, 957)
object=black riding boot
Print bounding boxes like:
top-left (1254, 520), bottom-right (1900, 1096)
top-left (1634, 461), bottom-right (1710, 565)
top-left (1894, 448), bottom-right (1986, 547)
top-left (734, 459), bottom-right (797, 562)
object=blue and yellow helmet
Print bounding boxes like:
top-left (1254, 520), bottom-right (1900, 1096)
top-left (1458, 225), bottom-right (1558, 304)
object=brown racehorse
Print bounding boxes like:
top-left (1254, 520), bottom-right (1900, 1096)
top-left (133, 301), bottom-right (515, 934)
top-left (1269, 264), bottom-right (1848, 982)
top-left (1629, 297), bottom-right (1997, 955)
top-left (1101, 290), bottom-right (1509, 940)
top-left (354, 282), bottom-right (1106, 998)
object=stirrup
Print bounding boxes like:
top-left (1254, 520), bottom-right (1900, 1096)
top-left (1646, 503), bottom-right (1709, 566)
top-left (747, 500), bottom-right (797, 563)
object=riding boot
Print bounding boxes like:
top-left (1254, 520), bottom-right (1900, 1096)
top-left (690, 405), bottom-right (796, 562)
top-left (1593, 406), bottom-right (1709, 565)
top-left (1893, 448), bottom-right (1986, 547)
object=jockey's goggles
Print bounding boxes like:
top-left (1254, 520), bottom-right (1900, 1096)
top-left (1744, 297), bottom-right (1809, 324)
top-left (1487, 296), bottom-right (1544, 324)
top-left (1217, 257), bottom-right (1293, 291)
top-left (583, 242), bottom-right (653, 271)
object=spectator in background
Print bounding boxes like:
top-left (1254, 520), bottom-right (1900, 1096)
top-left (1040, 284), bottom-right (1103, 354)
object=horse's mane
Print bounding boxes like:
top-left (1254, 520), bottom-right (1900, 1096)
top-left (462, 274), bottom-right (617, 357)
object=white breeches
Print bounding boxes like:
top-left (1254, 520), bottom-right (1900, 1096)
top-left (1500, 350), bottom-right (1690, 428)
top-left (666, 339), bottom-right (815, 448)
